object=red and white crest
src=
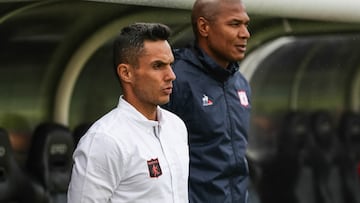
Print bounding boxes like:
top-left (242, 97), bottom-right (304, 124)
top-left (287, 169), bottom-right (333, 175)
top-left (238, 90), bottom-right (249, 107)
top-left (147, 158), bottom-right (162, 178)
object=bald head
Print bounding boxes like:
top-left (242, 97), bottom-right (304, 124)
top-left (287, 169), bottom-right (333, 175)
top-left (190, 0), bottom-right (250, 67)
top-left (191, 0), bottom-right (244, 37)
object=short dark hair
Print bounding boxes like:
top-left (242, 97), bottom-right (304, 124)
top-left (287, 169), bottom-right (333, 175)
top-left (113, 22), bottom-right (171, 71)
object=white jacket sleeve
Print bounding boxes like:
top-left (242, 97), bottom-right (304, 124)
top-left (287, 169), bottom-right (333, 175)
top-left (67, 132), bottom-right (124, 203)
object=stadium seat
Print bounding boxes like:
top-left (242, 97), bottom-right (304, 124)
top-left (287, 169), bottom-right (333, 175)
top-left (338, 111), bottom-right (360, 158)
top-left (337, 112), bottom-right (360, 203)
top-left (257, 111), bottom-right (312, 203)
top-left (27, 123), bottom-right (74, 203)
top-left (307, 110), bottom-right (343, 203)
top-left (0, 128), bottom-right (46, 203)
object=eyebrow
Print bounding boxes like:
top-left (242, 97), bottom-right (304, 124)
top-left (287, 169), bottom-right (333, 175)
top-left (150, 59), bottom-right (173, 67)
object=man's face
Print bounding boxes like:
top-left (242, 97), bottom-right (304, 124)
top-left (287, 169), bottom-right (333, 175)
top-left (130, 40), bottom-right (175, 109)
top-left (205, 2), bottom-right (250, 67)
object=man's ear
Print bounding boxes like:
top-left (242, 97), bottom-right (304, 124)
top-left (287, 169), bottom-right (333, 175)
top-left (198, 17), bottom-right (210, 37)
top-left (117, 63), bottom-right (132, 83)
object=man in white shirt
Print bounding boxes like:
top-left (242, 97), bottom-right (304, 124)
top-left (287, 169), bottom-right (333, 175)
top-left (67, 23), bottom-right (189, 203)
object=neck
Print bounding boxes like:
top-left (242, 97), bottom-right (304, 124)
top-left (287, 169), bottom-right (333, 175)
top-left (197, 42), bottom-right (229, 69)
top-left (142, 108), bottom-right (158, 121)
top-left (123, 96), bottom-right (158, 121)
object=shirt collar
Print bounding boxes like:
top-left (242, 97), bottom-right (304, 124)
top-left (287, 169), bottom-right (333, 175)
top-left (118, 96), bottom-right (164, 135)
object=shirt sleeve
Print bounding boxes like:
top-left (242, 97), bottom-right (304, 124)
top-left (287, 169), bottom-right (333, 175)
top-left (67, 132), bottom-right (124, 203)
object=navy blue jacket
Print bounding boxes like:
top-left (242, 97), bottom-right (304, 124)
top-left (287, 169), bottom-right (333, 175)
top-left (163, 45), bottom-right (252, 203)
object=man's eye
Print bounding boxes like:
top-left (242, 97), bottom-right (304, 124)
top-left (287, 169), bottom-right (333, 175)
top-left (153, 63), bottom-right (163, 69)
top-left (230, 22), bottom-right (241, 27)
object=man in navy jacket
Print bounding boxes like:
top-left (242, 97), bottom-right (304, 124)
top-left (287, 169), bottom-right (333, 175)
top-left (163, 0), bottom-right (252, 202)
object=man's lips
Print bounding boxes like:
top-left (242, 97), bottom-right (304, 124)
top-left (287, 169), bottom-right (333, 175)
top-left (162, 86), bottom-right (173, 95)
top-left (235, 44), bottom-right (247, 52)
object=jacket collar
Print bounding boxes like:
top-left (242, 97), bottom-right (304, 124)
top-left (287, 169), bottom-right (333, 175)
top-left (175, 43), bottom-right (239, 82)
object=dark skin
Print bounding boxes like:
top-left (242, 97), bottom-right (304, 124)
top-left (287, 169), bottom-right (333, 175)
top-left (193, 0), bottom-right (250, 68)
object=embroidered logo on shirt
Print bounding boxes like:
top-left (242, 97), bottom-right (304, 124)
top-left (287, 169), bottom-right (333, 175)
top-left (238, 90), bottom-right (249, 107)
top-left (202, 94), bottom-right (213, 106)
top-left (147, 158), bottom-right (162, 178)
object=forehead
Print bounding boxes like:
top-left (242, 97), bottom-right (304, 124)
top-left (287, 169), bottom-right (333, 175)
top-left (141, 40), bottom-right (173, 61)
top-left (216, 2), bottom-right (249, 21)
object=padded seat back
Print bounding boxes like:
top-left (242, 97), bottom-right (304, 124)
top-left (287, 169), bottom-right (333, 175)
top-left (0, 128), bottom-right (39, 202)
top-left (309, 111), bottom-right (342, 203)
top-left (337, 112), bottom-right (360, 203)
top-left (280, 111), bottom-right (310, 152)
top-left (311, 111), bottom-right (335, 149)
top-left (338, 112), bottom-right (360, 159)
top-left (27, 123), bottom-right (74, 203)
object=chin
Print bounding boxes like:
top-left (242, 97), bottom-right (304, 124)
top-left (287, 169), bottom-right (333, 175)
top-left (234, 54), bottom-right (246, 61)
top-left (158, 98), bottom-right (170, 105)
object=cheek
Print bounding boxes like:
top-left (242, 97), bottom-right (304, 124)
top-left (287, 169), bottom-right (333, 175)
top-left (136, 77), bottom-right (157, 95)
top-left (211, 30), bottom-right (233, 48)
top-left (213, 30), bottom-right (227, 42)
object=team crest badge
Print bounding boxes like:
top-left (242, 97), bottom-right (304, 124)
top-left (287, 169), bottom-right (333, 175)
top-left (147, 158), bottom-right (162, 178)
top-left (238, 90), bottom-right (249, 107)
top-left (202, 94), bottom-right (213, 106)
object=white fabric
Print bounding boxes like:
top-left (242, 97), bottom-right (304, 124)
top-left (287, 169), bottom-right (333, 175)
top-left (67, 96), bottom-right (189, 203)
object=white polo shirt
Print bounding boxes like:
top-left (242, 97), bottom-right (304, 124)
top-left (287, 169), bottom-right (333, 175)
top-left (67, 97), bottom-right (189, 203)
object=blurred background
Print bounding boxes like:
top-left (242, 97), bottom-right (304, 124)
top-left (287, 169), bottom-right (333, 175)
top-left (0, 0), bottom-right (360, 202)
